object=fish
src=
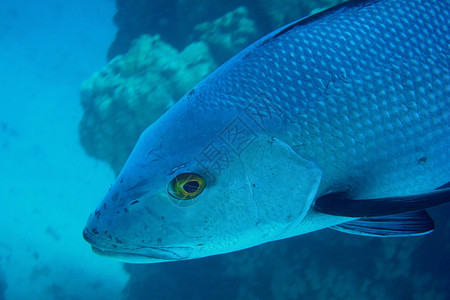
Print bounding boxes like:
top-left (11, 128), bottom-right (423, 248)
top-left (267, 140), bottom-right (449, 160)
top-left (83, 0), bottom-right (450, 263)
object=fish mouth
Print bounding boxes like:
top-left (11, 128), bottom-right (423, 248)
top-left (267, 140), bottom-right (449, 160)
top-left (90, 245), bottom-right (186, 263)
top-left (83, 228), bottom-right (192, 263)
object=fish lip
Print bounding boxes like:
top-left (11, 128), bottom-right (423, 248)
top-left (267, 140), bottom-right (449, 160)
top-left (90, 245), bottom-right (185, 263)
top-left (83, 227), bottom-right (192, 262)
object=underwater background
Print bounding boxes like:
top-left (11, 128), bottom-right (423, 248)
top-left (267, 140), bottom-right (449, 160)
top-left (1, 0), bottom-right (449, 299)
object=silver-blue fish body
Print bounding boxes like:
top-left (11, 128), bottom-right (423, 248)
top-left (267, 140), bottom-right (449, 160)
top-left (192, 0), bottom-right (449, 199)
top-left (83, 0), bottom-right (450, 263)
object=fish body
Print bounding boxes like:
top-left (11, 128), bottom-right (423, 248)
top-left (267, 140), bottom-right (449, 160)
top-left (83, 0), bottom-right (450, 263)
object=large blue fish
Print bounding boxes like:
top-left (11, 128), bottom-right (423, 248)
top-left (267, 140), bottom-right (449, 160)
top-left (83, 0), bottom-right (450, 263)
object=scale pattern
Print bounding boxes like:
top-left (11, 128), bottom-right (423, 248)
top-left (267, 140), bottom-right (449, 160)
top-left (190, 0), bottom-right (449, 198)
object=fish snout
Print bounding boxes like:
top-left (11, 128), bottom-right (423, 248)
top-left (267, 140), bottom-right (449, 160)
top-left (83, 217), bottom-right (193, 263)
top-left (83, 214), bottom-right (129, 256)
top-left (82, 203), bottom-right (119, 250)
top-left (82, 226), bottom-right (97, 246)
top-left (82, 213), bottom-right (108, 249)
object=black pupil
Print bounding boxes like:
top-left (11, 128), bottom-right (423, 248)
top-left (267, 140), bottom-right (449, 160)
top-left (183, 180), bottom-right (199, 194)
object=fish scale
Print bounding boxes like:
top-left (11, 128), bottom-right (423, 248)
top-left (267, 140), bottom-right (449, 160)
top-left (193, 0), bottom-right (449, 198)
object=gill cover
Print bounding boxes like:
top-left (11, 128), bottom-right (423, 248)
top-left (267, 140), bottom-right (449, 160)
top-left (239, 137), bottom-right (322, 239)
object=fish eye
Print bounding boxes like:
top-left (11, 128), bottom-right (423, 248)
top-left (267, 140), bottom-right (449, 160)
top-left (168, 173), bottom-right (206, 200)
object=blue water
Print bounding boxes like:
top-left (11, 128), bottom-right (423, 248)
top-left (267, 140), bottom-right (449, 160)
top-left (1, 0), bottom-right (449, 299)
top-left (0, 0), bottom-right (127, 299)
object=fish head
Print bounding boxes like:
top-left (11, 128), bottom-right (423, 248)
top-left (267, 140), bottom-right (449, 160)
top-left (83, 96), bottom-right (322, 263)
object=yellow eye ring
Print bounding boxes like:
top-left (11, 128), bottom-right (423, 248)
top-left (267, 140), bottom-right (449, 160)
top-left (168, 173), bottom-right (206, 200)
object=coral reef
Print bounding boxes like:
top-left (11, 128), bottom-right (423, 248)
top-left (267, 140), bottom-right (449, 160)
top-left (193, 7), bottom-right (258, 64)
top-left (256, 0), bottom-right (341, 29)
top-left (108, 0), bottom-right (345, 60)
top-left (109, 0), bottom-right (246, 60)
top-left (79, 35), bottom-right (216, 172)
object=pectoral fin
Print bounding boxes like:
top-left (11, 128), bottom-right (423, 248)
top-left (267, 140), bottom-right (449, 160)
top-left (331, 210), bottom-right (434, 237)
top-left (314, 187), bottom-right (450, 218)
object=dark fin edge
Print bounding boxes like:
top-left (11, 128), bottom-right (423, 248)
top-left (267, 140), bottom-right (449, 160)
top-left (331, 210), bottom-right (434, 237)
top-left (437, 182), bottom-right (450, 189)
top-left (271, 0), bottom-right (381, 40)
top-left (314, 188), bottom-right (450, 218)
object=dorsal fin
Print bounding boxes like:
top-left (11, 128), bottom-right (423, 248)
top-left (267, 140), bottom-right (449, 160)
top-left (270, 0), bottom-right (381, 40)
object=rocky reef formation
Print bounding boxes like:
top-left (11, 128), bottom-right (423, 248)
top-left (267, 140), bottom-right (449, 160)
top-left (256, 0), bottom-right (340, 28)
top-left (193, 7), bottom-right (258, 64)
top-left (108, 0), bottom-right (343, 60)
top-left (79, 35), bottom-right (216, 172)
